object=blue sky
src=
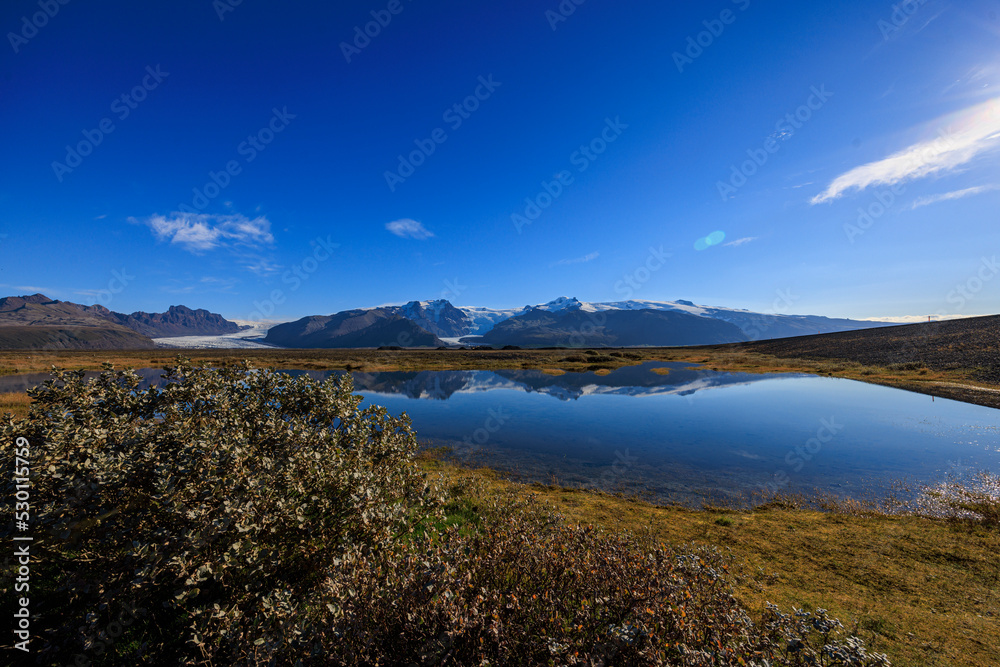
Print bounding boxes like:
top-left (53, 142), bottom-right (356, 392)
top-left (2, 0), bottom-right (999, 322)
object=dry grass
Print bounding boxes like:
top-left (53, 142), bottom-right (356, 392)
top-left (420, 457), bottom-right (1000, 667)
top-left (0, 390), bottom-right (31, 418)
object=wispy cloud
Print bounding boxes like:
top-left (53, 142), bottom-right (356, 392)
top-left (550, 251), bottom-right (599, 267)
top-left (723, 237), bottom-right (757, 247)
top-left (0, 284), bottom-right (59, 296)
top-left (863, 314), bottom-right (991, 324)
top-left (386, 218), bottom-right (434, 240)
top-left (159, 276), bottom-right (241, 295)
top-left (239, 255), bottom-right (283, 277)
top-left (811, 98), bottom-right (1000, 204)
top-left (130, 212), bottom-right (274, 253)
top-left (910, 185), bottom-right (999, 209)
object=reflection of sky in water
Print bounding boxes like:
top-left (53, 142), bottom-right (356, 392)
top-left (3, 362), bottom-right (997, 506)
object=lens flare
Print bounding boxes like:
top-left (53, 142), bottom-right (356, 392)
top-left (695, 231), bottom-right (726, 250)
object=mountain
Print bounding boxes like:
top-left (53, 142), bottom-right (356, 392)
top-left (264, 308), bottom-right (444, 348)
top-left (475, 307), bottom-right (746, 347)
top-left (573, 298), bottom-right (894, 340)
top-left (97, 304), bottom-right (241, 337)
top-left (396, 300), bottom-right (474, 338)
top-left (0, 294), bottom-right (156, 349)
top-left (440, 297), bottom-right (892, 342)
top-left (0, 294), bottom-right (244, 349)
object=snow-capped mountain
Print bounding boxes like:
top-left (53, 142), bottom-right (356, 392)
top-left (449, 297), bottom-right (893, 342)
top-left (256, 296), bottom-right (896, 349)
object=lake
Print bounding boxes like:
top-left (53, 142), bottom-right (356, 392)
top-left (3, 361), bottom-right (997, 506)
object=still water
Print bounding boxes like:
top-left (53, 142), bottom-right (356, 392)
top-left (3, 362), bottom-right (996, 505)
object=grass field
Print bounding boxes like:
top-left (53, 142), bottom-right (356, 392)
top-left (425, 456), bottom-right (1000, 666)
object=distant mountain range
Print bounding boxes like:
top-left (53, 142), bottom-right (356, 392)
top-left (0, 292), bottom-right (899, 350)
top-left (0, 294), bottom-right (241, 349)
top-left (265, 296), bottom-right (896, 349)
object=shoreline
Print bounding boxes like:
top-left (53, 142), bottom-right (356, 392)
top-left (1, 346), bottom-right (998, 410)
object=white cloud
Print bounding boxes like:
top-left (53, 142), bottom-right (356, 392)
top-left (910, 184), bottom-right (999, 209)
top-left (863, 314), bottom-right (991, 324)
top-left (723, 237), bottom-right (757, 247)
top-left (386, 218), bottom-right (434, 240)
top-left (811, 97), bottom-right (1000, 204)
top-left (551, 251), bottom-right (599, 267)
top-left (130, 212), bottom-right (274, 252)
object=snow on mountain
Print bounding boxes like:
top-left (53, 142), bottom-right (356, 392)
top-left (153, 319), bottom-right (283, 349)
top-left (457, 306), bottom-right (525, 335)
top-left (360, 296), bottom-right (893, 343)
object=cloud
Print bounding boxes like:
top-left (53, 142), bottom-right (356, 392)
top-left (550, 251), bottom-right (599, 267)
top-left (910, 185), bottom-right (999, 209)
top-left (130, 212), bottom-right (274, 252)
top-left (811, 98), bottom-right (1000, 204)
top-left (863, 314), bottom-right (991, 324)
top-left (723, 237), bottom-right (757, 247)
top-left (386, 219), bottom-right (434, 240)
top-left (0, 284), bottom-right (59, 296)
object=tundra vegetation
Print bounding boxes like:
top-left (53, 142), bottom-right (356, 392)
top-left (1, 361), bottom-right (997, 665)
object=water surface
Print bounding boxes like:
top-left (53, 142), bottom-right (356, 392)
top-left (3, 362), bottom-right (996, 505)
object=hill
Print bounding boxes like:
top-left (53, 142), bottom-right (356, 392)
top-left (0, 294), bottom-right (243, 349)
top-left (727, 314), bottom-right (1000, 384)
top-left (264, 308), bottom-right (445, 348)
top-left (0, 294), bottom-right (155, 349)
top-left (476, 307), bottom-right (746, 347)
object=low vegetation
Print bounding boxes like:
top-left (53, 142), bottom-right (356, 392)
top-left (1, 362), bottom-right (955, 665)
top-left (3, 325), bottom-right (999, 410)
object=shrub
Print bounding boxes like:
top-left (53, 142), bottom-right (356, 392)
top-left (0, 361), bottom-right (439, 664)
top-left (0, 361), bottom-right (892, 666)
top-left (322, 495), bottom-right (891, 665)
